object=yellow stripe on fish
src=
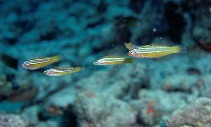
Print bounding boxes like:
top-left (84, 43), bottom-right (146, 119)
top-left (93, 55), bottom-right (133, 65)
top-left (21, 55), bottom-right (61, 70)
top-left (43, 67), bottom-right (83, 76)
top-left (126, 43), bottom-right (186, 58)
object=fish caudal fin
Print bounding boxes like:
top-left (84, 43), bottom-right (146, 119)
top-left (52, 55), bottom-right (62, 62)
top-left (124, 58), bottom-right (133, 63)
top-left (172, 45), bottom-right (187, 53)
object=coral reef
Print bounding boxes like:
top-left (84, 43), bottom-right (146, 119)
top-left (132, 89), bottom-right (189, 126)
top-left (0, 0), bottom-right (211, 126)
top-left (75, 93), bottom-right (136, 127)
top-left (0, 114), bottom-right (28, 127)
top-left (165, 97), bottom-right (211, 127)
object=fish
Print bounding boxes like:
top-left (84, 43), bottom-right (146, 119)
top-left (21, 55), bottom-right (61, 70)
top-left (1, 53), bottom-right (19, 70)
top-left (126, 43), bottom-right (186, 58)
top-left (93, 55), bottom-right (133, 65)
top-left (43, 67), bottom-right (83, 76)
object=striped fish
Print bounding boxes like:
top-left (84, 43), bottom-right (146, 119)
top-left (43, 67), bottom-right (83, 76)
top-left (21, 55), bottom-right (61, 70)
top-left (93, 55), bottom-right (133, 65)
top-left (126, 43), bottom-right (186, 58)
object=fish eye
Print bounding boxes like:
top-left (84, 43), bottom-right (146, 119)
top-left (98, 59), bottom-right (104, 63)
top-left (130, 49), bottom-right (137, 54)
top-left (21, 63), bottom-right (28, 67)
top-left (129, 51), bottom-right (134, 54)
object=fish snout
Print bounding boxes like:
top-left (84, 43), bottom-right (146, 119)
top-left (127, 52), bottom-right (132, 56)
top-left (43, 70), bottom-right (52, 76)
top-left (20, 63), bottom-right (28, 68)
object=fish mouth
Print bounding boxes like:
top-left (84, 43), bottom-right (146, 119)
top-left (127, 52), bottom-right (132, 56)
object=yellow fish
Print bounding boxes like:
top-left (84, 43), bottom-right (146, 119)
top-left (21, 55), bottom-right (61, 70)
top-left (125, 43), bottom-right (186, 58)
top-left (93, 55), bottom-right (133, 65)
top-left (43, 67), bottom-right (83, 76)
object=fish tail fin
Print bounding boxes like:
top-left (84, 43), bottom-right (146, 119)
top-left (52, 55), bottom-right (62, 62)
top-left (78, 67), bottom-right (85, 71)
top-left (172, 45), bottom-right (187, 53)
top-left (124, 58), bottom-right (133, 63)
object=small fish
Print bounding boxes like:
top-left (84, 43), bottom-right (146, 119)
top-left (21, 55), bottom-right (61, 70)
top-left (43, 67), bottom-right (83, 76)
top-left (93, 55), bottom-right (133, 65)
top-left (126, 43), bottom-right (186, 58)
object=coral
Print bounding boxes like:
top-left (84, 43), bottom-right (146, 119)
top-left (130, 89), bottom-right (189, 126)
top-left (0, 0), bottom-right (211, 126)
top-left (21, 106), bottom-right (40, 124)
top-left (45, 63), bottom-right (147, 126)
top-left (75, 92), bottom-right (136, 127)
top-left (0, 73), bottom-right (37, 102)
top-left (46, 86), bottom-right (77, 108)
top-left (165, 97), bottom-right (211, 127)
top-left (0, 114), bottom-right (28, 127)
top-left (35, 120), bottom-right (58, 127)
top-left (162, 74), bottom-right (200, 93)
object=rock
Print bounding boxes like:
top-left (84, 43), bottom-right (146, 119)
top-left (75, 93), bottom-right (136, 127)
top-left (0, 114), bottom-right (28, 127)
top-left (165, 97), bottom-right (211, 127)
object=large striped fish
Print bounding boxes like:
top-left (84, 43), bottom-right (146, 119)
top-left (125, 43), bottom-right (186, 58)
top-left (21, 55), bottom-right (61, 70)
top-left (93, 55), bottom-right (133, 65)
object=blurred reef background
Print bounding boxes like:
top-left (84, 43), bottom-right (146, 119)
top-left (0, 0), bottom-right (211, 127)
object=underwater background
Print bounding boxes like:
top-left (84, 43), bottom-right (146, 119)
top-left (0, 0), bottom-right (211, 127)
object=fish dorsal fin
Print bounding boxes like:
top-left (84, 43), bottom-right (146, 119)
top-left (32, 55), bottom-right (57, 60)
top-left (151, 41), bottom-right (171, 46)
top-left (54, 67), bottom-right (75, 71)
top-left (53, 67), bottom-right (67, 71)
top-left (104, 55), bottom-right (124, 58)
top-left (32, 56), bottom-right (47, 60)
top-left (124, 42), bottom-right (139, 50)
top-left (140, 43), bottom-right (168, 48)
top-left (54, 67), bottom-right (63, 69)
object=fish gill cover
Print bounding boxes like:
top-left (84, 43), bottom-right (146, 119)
top-left (0, 0), bottom-right (211, 127)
